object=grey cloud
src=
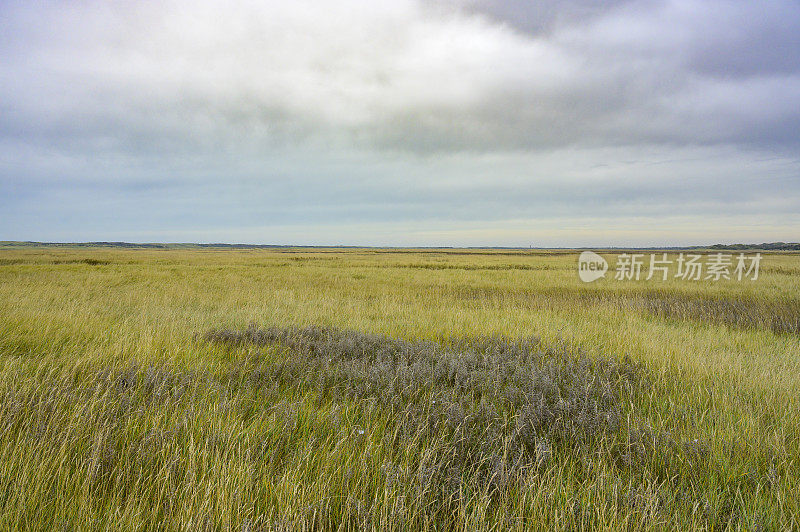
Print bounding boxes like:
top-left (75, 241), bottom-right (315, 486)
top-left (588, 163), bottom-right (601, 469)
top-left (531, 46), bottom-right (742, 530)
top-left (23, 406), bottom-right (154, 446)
top-left (452, 0), bottom-right (637, 35)
top-left (2, 0), bottom-right (800, 156)
top-left (1, 0), bottom-right (799, 245)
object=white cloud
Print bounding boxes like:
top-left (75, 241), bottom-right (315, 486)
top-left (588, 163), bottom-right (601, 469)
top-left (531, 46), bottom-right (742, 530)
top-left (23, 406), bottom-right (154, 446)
top-left (1, 0), bottom-right (799, 244)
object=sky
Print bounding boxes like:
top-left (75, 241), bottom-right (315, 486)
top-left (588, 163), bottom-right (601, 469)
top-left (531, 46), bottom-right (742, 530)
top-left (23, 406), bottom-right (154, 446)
top-left (1, 0), bottom-right (799, 247)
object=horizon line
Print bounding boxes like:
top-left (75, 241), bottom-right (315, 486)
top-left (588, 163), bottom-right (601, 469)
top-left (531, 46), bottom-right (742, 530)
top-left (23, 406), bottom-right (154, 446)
top-left (2, 241), bottom-right (799, 251)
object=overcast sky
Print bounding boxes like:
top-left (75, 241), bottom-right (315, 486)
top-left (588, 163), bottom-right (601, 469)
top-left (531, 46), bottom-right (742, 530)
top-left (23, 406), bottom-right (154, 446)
top-left (1, 0), bottom-right (798, 246)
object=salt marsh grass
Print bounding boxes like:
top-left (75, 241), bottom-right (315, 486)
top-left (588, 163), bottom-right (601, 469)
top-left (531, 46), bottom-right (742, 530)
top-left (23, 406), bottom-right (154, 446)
top-left (0, 246), bottom-right (798, 530)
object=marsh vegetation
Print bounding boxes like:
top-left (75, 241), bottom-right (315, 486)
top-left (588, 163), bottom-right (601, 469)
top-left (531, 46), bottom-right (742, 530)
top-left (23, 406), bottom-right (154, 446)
top-left (0, 247), bottom-right (798, 529)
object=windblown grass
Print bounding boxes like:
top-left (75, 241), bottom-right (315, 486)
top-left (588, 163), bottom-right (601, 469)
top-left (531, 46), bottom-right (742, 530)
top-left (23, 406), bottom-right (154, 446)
top-left (0, 246), bottom-right (798, 529)
top-left (448, 286), bottom-right (800, 336)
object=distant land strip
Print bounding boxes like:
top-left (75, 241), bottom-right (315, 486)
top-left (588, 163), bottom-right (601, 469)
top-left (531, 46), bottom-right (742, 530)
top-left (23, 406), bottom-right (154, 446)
top-left (1, 241), bottom-right (799, 251)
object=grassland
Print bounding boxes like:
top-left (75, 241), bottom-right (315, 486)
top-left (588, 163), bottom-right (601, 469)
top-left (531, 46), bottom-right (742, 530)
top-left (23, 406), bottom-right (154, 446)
top-left (0, 246), bottom-right (798, 530)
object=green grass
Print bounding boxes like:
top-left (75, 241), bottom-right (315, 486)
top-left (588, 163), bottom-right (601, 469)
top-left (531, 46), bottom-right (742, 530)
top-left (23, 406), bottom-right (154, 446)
top-left (0, 246), bottom-right (798, 530)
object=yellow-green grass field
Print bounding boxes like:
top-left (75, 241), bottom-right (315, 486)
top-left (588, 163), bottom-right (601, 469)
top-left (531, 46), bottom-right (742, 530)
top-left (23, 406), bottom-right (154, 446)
top-left (0, 245), bottom-right (798, 530)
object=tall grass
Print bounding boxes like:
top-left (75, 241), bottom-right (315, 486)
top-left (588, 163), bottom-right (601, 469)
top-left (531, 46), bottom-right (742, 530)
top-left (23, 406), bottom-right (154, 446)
top-left (0, 246), bottom-right (798, 529)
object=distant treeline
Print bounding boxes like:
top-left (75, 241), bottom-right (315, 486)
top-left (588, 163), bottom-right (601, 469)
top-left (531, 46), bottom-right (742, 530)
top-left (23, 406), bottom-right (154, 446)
top-left (708, 242), bottom-right (800, 251)
top-left (0, 241), bottom-right (326, 249)
top-left (2, 241), bottom-right (799, 250)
